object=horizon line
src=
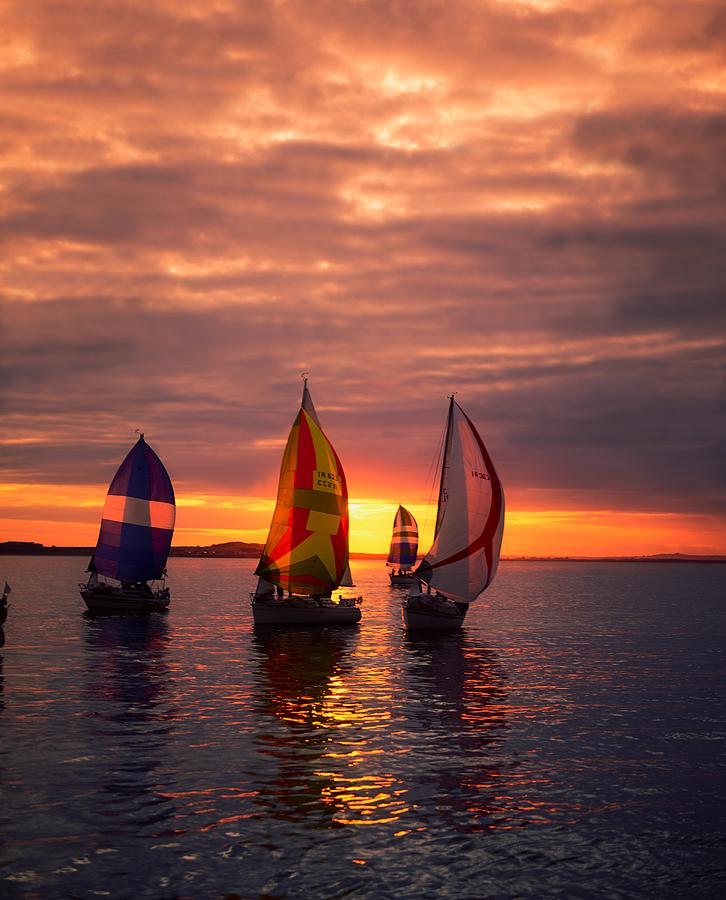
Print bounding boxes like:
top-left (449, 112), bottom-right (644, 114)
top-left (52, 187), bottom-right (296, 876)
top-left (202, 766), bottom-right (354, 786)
top-left (1, 540), bottom-right (724, 563)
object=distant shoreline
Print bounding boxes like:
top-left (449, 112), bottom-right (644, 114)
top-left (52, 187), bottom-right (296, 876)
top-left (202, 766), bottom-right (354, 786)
top-left (1, 542), bottom-right (724, 563)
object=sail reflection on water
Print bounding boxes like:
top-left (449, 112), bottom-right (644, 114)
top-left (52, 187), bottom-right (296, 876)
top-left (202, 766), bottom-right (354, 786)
top-left (252, 627), bottom-right (361, 826)
top-left (400, 631), bottom-right (511, 831)
top-left (253, 626), bottom-right (421, 829)
top-left (82, 615), bottom-right (178, 836)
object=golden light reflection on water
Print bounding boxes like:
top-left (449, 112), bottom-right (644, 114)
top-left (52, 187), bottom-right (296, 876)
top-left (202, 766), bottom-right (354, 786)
top-left (0, 553), bottom-right (723, 900)
top-left (252, 626), bottom-right (385, 827)
top-left (250, 623), bottom-right (512, 831)
top-left (69, 564), bottom-right (559, 842)
top-left (1, 558), bottom-right (722, 897)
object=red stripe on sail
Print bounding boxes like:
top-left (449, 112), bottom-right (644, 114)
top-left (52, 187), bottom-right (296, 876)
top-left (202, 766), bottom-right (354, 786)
top-left (295, 411), bottom-right (316, 490)
top-left (424, 404), bottom-right (503, 587)
top-left (263, 413), bottom-right (310, 565)
top-left (328, 441), bottom-right (349, 582)
top-left (272, 411), bottom-right (317, 561)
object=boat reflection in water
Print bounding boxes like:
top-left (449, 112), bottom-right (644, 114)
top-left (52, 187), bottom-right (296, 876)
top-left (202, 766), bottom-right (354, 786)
top-left (252, 626), bottom-right (363, 828)
top-left (82, 614), bottom-right (178, 843)
top-left (253, 624), bottom-right (511, 837)
top-left (400, 630), bottom-right (511, 832)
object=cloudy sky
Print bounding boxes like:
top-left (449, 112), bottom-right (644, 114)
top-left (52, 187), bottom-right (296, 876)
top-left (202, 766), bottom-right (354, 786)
top-left (2, 0), bottom-right (724, 555)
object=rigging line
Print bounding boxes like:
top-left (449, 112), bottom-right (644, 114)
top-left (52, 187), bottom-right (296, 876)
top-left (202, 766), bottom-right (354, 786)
top-left (419, 405), bottom-right (449, 550)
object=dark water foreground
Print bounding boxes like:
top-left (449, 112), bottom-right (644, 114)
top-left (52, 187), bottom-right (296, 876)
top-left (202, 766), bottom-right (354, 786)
top-left (0, 557), bottom-right (724, 898)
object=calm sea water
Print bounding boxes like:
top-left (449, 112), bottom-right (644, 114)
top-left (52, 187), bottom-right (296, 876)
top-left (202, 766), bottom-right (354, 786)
top-left (0, 557), bottom-right (724, 899)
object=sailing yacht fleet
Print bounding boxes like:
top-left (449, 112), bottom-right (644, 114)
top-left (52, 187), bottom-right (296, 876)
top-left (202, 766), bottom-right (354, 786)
top-left (68, 381), bottom-right (504, 631)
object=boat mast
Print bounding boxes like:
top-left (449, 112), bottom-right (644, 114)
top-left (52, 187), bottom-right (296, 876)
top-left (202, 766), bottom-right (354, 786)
top-left (433, 394), bottom-right (455, 538)
top-left (300, 371), bottom-right (323, 427)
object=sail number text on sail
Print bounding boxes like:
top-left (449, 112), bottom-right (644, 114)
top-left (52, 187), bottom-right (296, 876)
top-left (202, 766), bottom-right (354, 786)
top-left (316, 470), bottom-right (341, 491)
top-left (470, 470), bottom-right (491, 480)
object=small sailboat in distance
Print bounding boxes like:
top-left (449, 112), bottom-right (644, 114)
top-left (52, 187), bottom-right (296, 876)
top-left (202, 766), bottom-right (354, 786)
top-left (387, 505), bottom-right (418, 585)
top-left (403, 396), bottom-right (504, 630)
top-left (80, 433), bottom-right (176, 613)
top-left (251, 378), bottom-right (362, 626)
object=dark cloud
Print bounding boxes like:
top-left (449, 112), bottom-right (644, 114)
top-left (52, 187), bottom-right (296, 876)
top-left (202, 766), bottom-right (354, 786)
top-left (570, 108), bottom-right (726, 197)
top-left (3, 290), bottom-right (723, 521)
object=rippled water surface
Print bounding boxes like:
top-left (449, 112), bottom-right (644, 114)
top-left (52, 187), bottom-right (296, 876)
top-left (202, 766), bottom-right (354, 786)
top-left (0, 557), bottom-right (724, 898)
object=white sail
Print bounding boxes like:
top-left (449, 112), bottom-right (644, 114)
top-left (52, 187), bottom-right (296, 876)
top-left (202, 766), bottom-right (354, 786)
top-left (417, 400), bottom-right (504, 604)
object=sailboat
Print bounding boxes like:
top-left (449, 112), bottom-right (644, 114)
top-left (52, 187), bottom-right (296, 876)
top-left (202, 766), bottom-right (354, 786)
top-left (80, 433), bottom-right (176, 613)
top-left (1, 582), bottom-right (10, 624)
top-left (403, 397), bottom-right (504, 630)
top-left (251, 379), bottom-right (362, 626)
top-left (387, 505), bottom-right (418, 585)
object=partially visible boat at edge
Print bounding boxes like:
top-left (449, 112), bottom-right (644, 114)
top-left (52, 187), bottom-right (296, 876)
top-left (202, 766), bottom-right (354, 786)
top-left (251, 379), bottom-right (362, 626)
top-left (80, 433), bottom-right (176, 614)
top-left (0, 581), bottom-right (10, 624)
top-left (387, 505), bottom-right (418, 585)
top-left (404, 396), bottom-right (504, 631)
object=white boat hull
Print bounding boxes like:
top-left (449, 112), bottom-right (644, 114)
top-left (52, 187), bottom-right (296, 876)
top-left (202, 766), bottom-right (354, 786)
top-left (252, 596), bottom-right (362, 626)
top-left (80, 584), bottom-right (170, 614)
top-left (403, 593), bottom-right (466, 630)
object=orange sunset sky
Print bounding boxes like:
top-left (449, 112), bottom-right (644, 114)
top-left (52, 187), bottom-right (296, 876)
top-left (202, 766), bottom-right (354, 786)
top-left (2, 0), bottom-right (725, 556)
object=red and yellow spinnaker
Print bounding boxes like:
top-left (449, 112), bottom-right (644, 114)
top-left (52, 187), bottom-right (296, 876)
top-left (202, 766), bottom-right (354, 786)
top-left (255, 388), bottom-right (349, 595)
